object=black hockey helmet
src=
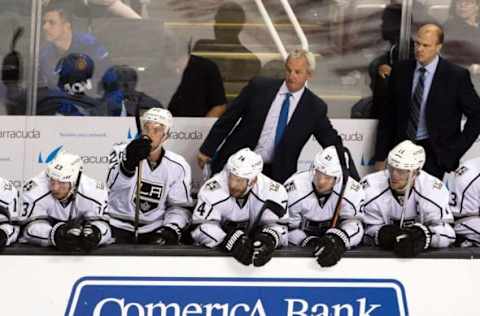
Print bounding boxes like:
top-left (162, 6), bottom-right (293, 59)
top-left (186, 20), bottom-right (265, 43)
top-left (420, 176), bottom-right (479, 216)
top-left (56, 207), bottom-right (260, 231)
top-left (55, 53), bottom-right (94, 94)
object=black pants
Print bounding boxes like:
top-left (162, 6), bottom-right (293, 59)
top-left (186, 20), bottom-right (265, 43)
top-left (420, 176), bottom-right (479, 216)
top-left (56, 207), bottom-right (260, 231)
top-left (416, 139), bottom-right (446, 180)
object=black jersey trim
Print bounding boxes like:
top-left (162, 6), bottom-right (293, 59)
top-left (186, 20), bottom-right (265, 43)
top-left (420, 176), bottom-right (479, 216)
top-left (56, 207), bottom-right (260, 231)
top-left (250, 190), bottom-right (265, 204)
top-left (363, 187), bottom-right (390, 208)
top-left (199, 227), bottom-right (218, 243)
top-left (289, 190), bottom-right (315, 208)
top-left (108, 167), bottom-right (121, 190)
top-left (332, 191), bottom-right (359, 216)
top-left (26, 191), bottom-right (52, 219)
top-left (413, 188), bottom-right (444, 217)
top-left (459, 172), bottom-right (480, 214)
top-left (77, 192), bottom-right (102, 206)
top-left (205, 196), bottom-right (231, 220)
top-left (461, 223), bottom-right (480, 235)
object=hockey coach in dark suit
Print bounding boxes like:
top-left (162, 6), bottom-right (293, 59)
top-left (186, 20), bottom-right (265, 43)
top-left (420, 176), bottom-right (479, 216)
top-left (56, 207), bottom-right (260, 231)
top-left (197, 48), bottom-right (355, 184)
top-left (374, 24), bottom-right (480, 179)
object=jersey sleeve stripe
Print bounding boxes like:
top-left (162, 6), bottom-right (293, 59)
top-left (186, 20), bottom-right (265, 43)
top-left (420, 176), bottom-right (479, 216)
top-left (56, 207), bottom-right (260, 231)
top-left (459, 172), bottom-right (480, 215)
top-left (199, 227), bottom-right (218, 242)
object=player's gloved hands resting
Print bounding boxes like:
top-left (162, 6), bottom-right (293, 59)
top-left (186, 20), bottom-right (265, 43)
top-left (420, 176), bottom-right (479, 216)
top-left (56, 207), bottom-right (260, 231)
top-left (122, 136), bottom-right (152, 172)
top-left (222, 229), bottom-right (253, 266)
top-left (51, 222), bottom-right (83, 251)
top-left (251, 227), bottom-right (279, 267)
top-left (377, 224), bottom-right (403, 250)
top-left (81, 223), bottom-right (102, 251)
top-left (152, 225), bottom-right (181, 245)
top-left (312, 228), bottom-right (348, 267)
top-left (394, 223), bottom-right (431, 257)
top-left (0, 229), bottom-right (8, 249)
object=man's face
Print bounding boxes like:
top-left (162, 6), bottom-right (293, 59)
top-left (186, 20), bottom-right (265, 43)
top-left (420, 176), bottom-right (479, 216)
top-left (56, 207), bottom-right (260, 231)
top-left (284, 56), bottom-right (312, 93)
top-left (313, 170), bottom-right (336, 194)
top-left (43, 11), bottom-right (70, 43)
top-left (143, 122), bottom-right (168, 151)
top-left (456, 0), bottom-right (479, 20)
top-left (414, 29), bottom-right (442, 65)
top-left (228, 173), bottom-right (251, 198)
top-left (388, 165), bottom-right (416, 193)
top-left (49, 178), bottom-right (71, 201)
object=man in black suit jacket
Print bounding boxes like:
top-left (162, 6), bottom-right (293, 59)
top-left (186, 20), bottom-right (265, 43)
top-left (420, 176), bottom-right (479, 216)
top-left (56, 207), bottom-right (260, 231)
top-left (374, 24), bottom-right (480, 179)
top-left (197, 49), bottom-right (348, 184)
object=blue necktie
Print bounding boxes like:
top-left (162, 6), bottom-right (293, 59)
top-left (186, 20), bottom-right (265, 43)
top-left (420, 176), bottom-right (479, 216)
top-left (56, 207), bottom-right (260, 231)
top-left (407, 67), bottom-right (426, 140)
top-left (274, 92), bottom-right (292, 146)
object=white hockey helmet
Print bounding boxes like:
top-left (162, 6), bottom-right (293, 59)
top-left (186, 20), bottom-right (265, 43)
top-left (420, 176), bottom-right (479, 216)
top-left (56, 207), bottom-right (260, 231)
top-left (140, 108), bottom-right (173, 132)
top-left (313, 146), bottom-right (342, 178)
top-left (387, 140), bottom-right (426, 171)
top-left (46, 150), bottom-right (83, 184)
top-left (226, 148), bottom-right (263, 181)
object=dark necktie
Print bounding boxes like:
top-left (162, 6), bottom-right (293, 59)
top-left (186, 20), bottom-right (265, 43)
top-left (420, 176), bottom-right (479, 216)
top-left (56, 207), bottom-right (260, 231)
top-left (274, 92), bottom-right (292, 146)
top-left (407, 67), bottom-right (426, 140)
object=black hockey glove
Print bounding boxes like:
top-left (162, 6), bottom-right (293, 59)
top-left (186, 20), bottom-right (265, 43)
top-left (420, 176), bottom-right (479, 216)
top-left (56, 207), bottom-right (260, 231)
top-left (152, 225), bottom-right (181, 245)
top-left (222, 229), bottom-right (253, 266)
top-left (377, 224), bottom-right (403, 250)
top-left (81, 223), bottom-right (102, 251)
top-left (2, 51), bottom-right (21, 85)
top-left (252, 227), bottom-right (279, 267)
top-left (51, 222), bottom-right (83, 251)
top-left (394, 223), bottom-right (431, 258)
top-left (122, 136), bottom-right (152, 173)
top-left (301, 235), bottom-right (323, 249)
top-left (313, 228), bottom-right (348, 267)
top-left (0, 229), bottom-right (8, 249)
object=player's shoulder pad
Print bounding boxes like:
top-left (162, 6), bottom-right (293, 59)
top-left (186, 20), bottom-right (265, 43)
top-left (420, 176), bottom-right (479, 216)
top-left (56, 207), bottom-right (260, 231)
top-left (359, 171), bottom-right (389, 201)
top-left (258, 174), bottom-right (287, 201)
top-left (198, 178), bottom-right (229, 205)
top-left (416, 171), bottom-right (448, 197)
top-left (78, 175), bottom-right (108, 199)
top-left (0, 177), bottom-right (15, 193)
top-left (163, 150), bottom-right (191, 175)
top-left (23, 173), bottom-right (49, 196)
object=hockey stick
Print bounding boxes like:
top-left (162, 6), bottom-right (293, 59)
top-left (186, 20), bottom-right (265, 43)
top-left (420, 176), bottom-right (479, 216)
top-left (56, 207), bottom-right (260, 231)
top-left (68, 169), bottom-right (83, 223)
top-left (329, 147), bottom-right (350, 229)
top-left (399, 171), bottom-right (415, 228)
top-left (133, 103), bottom-right (143, 243)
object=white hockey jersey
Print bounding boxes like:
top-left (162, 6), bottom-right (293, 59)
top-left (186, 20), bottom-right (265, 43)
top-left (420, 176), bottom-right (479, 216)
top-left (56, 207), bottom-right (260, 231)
top-left (0, 177), bottom-right (20, 246)
top-left (362, 170), bottom-right (455, 248)
top-left (107, 143), bottom-right (193, 234)
top-left (448, 157), bottom-right (480, 217)
top-left (285, 170), bottom-right (364, 248)
top-left (191, 171), bottom-right (289, 248)
top-left (20, 171), bottom-right (111, 247)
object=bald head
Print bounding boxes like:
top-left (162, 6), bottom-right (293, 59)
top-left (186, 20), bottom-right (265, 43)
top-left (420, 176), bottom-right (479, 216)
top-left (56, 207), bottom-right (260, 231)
top-left (414, 24), bottom-right (443, 65)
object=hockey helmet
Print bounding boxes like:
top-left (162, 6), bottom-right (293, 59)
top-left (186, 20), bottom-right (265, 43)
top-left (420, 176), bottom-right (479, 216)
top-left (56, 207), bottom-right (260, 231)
top-left (101, 64), bottom-right (138, 93)
top-left (140, 108), bottom-right (173, 133)
top-left (226, 148), bottom-right (263, 181)
top-left (313, 146), bottom-right (342, 178)
top-left (56, 53), bottom-right (94, 95)
top-left (46, 150), bottom-right (83, 185)
top-left (387, 140), bottom-right (426, 171)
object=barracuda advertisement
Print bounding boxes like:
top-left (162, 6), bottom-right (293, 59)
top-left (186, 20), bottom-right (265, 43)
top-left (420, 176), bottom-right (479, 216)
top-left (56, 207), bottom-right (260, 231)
top-left (66, 277), bottom-right (407, 316)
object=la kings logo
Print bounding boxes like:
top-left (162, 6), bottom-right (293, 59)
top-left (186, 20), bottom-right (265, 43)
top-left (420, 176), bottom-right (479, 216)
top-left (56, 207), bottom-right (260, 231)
top-left (132, 180), bottom-right (164, 213)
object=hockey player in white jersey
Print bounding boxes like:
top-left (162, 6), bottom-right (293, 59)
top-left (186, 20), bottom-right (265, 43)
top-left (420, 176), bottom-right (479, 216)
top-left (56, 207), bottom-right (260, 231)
top-left (285, 146), bottom-right (364, 267)
top-left (21, 151), bottom-right (111, 251)
top-left (191, 148), bottom-right (288, 267)
top-left (362, 140), bottom-right (455, 257)
top-left (0, 177), bottom-right (20, 249)
top-left (448, 157), bottom-right (480, 247)
top-left (107, 108), bottom-right (193, 244)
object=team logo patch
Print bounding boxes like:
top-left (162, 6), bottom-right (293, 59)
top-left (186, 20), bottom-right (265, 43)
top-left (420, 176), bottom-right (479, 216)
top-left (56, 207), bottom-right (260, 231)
top-left (132, 180), bottom-right (164, 213)
top-left (285, 181), bottom-right (296, 193)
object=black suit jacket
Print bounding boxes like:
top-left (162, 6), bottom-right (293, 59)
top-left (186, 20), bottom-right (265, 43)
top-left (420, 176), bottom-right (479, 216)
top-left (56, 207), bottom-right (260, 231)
top-left (375, 57), bottom-right (480, 171)
top-left (200, 77), bottom-right (341, 183)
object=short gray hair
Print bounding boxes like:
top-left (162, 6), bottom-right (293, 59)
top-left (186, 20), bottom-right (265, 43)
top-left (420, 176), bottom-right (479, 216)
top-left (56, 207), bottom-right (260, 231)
top-left (286, 48), bottom-right (316, 72)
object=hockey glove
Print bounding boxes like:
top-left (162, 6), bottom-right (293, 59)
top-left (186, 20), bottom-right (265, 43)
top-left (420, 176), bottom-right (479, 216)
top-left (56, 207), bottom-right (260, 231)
top-left (51, 222), bottom-right (83, 251)
top-left (222, 229), bottom-right (253, 266)
top-left (301, 235), bottom-right (323, 249)
top-left (252, 228), bottom-right (279, 267)
top-left (122, 136), bottom-right (152, 172)
top-left (313, 228), bottom-right (348, 267)
top-left (394, 223), bottom-right (431, 258)
top-left (377, 224), bottom-right (403, 250)
top-left (0, 229), bottom-right (8, 249)
top-left (81, 223), bottom-right (102, 251)
top-left (152, 225), bottom-right (181, 245)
